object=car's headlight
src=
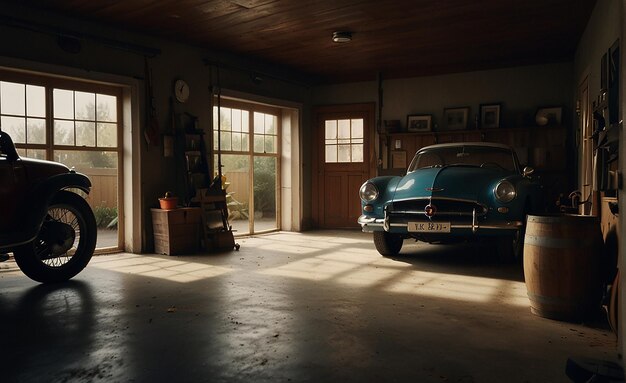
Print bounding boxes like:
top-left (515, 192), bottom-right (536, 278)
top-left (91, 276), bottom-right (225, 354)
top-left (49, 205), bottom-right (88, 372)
top-left (494, 180), bottom-right (516, 203)
top-left (359, 182), bottom-right (379, 202)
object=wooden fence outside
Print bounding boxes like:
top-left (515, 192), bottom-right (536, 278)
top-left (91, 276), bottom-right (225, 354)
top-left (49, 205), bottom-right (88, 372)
top-left (224, 171), bottom-right (250, 205)
top-left (76, 167), bottom-right (117, 209)
top-left (73, 169), bottom-right (248, 211)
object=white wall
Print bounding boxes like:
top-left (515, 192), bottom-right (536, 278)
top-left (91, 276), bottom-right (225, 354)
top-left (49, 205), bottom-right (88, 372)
top-left (313, 63), bottom-right (574, 130)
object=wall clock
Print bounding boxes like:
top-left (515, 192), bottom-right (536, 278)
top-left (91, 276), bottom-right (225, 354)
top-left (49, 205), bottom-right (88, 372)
top-left (174, 79), bottom-right (190, 103)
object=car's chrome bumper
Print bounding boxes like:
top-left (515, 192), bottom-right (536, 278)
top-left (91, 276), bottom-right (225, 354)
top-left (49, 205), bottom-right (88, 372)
top-left (358, 214), bottom-right (523, 234)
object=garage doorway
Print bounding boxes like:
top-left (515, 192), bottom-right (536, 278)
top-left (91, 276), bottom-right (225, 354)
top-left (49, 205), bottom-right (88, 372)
top-left (312, 103), bottom-right (375, 228)
top-left (213, 99), bottom-right (280, 235)
top-left (0, 70), bottom-right (124, 252)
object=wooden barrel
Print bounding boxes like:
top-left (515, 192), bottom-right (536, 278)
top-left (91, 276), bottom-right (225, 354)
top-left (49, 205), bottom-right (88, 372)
top-left (523, 214), bottom-right (604, 321)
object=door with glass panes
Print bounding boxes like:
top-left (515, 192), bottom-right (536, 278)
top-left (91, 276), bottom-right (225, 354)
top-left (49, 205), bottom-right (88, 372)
top-left (314, 104), bottom-right (373, 228)
top-left (213, 100), bottom-right (280, 235)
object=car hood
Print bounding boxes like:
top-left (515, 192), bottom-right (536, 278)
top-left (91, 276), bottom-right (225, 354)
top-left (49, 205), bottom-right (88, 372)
top-left (392, 166), bottom-right (510, 201)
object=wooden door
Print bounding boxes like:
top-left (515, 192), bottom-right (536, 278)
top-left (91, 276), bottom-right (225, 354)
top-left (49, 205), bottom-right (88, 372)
top-left (312, 104), bottom-right (375, 228)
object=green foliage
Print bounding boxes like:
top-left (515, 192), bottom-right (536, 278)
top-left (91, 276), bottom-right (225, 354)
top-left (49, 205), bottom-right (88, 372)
top-left (254, 157), bottom-right (276, 213)
top-left (94, 205), bottom-right (118, 229)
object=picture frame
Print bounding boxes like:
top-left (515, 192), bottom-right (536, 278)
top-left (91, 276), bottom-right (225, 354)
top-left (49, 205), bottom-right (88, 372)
top-left (479, 103), bottom-right (501, 129)
top-left (407, 114), bottom-right (432, 132)
top-left (535, 106), bottom-right (563, 126)
top-left (443, 107), bottom-right (470, 130)
top-left (391, 150), bottom-right (407, 169)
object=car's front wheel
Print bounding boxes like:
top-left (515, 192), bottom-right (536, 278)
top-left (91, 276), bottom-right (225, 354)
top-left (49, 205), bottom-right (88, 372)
top-left (496, 228), bottom-right (524, 263)
top-left (14, 191), bottom-right (97, 283)
top-left (373, 231), bottom-right (403, 256)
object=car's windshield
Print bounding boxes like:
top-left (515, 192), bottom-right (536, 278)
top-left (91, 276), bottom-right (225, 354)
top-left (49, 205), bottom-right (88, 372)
top-left (408, 145), bottom-right (517, 172)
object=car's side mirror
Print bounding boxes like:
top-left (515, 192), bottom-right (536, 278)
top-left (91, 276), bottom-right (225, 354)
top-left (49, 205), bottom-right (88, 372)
top-left (522, 166), bottom-right (534, 177)
top-left (0, 131), bottom-right (19, 162)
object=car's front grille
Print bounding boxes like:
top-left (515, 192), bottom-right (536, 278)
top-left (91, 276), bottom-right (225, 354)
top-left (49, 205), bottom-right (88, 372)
top-left (390, 198), bottom-right (487, 218)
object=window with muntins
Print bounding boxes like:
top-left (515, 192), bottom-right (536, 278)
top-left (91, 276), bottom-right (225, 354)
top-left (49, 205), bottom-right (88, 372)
top-left (0, 73), bottom-right (123, 251)
top-left (324, 118), bottom-right (364, 163)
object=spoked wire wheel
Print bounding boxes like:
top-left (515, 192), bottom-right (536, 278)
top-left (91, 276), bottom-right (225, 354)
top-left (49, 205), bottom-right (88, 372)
top-left (37, 206), bottom-right (80, 267)
top-left (14, 191), bottom-right (97, 283)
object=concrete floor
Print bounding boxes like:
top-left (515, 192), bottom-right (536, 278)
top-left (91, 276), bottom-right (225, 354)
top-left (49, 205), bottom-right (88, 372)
top-left (0, 230), bottom-right (619, 382)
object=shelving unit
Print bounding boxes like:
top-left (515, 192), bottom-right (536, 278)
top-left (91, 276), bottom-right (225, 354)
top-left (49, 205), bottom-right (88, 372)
top-left (196, 192), bottom-right (238, 251)
top-left (180, 127), bottom-right (238, 252)
top-left (183, 131), bottom-right (210, 196)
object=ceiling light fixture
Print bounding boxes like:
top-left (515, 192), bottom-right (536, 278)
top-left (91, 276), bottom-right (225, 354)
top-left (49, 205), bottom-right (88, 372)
top-left (332, 31), bottom-right (352, 43)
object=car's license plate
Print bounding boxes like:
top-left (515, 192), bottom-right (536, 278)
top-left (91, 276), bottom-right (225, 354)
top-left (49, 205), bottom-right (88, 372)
top-left (408, 222), bottom-right (451, 233)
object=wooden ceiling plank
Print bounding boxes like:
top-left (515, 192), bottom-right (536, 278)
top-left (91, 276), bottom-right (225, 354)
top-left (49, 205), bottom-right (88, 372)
top-left (11, 0), bottom-right (596, 82)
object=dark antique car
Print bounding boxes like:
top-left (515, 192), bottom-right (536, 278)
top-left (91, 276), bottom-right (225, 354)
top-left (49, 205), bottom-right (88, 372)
top-left (358, 142), bottom-right (541, 261)
top-left (0, 131), bottom-right (97, 283)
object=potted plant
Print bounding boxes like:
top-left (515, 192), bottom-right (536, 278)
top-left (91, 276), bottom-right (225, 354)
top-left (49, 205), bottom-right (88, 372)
top-left (158, 191), bottom-right (178, 210)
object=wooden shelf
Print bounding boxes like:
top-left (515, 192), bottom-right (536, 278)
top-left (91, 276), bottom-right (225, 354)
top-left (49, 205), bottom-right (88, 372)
top-left (384, 125), bottom-right (567, 167)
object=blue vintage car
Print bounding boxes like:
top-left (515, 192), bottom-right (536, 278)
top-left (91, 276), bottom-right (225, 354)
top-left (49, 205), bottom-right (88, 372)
top-left (358, 142), bottom-right (542, 260)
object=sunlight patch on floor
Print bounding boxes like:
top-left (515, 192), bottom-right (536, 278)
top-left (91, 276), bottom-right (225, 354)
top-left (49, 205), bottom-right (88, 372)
top-left (258, 247), bottom-right (411, 283)
top-left (259, 256), bottom-right (361, 281)
top-left (90, 254), bottom-right (233, 283)
top-left (316, 250), bottom-right (398, 264)
top-left (251, 241), bottom-right (334, 255)
top-left (385, 270), bottom-right (529, 306)
top-left (335, 265), bottom-right (403, 287)
top-left (257, 247), bottom-right (529, 307)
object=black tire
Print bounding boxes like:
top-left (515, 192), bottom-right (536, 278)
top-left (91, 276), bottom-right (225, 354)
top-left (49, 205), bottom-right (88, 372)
top-left (373, 231), bottom-right (403, 256)
top-left (496, 229), bottom-right (524, 263)
top-left (498, 204), bottom-right (530, 264)
top-left (14, 191), bottom-right (97, 283)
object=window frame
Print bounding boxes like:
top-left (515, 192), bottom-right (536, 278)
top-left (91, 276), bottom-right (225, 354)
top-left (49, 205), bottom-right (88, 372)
top-left (0, 68), bottom-right (125, 252)
top-left (212, 97), bottom-right (282, 235)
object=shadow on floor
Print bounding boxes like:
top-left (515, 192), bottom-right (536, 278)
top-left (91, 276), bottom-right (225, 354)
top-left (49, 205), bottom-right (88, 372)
top-left (391, 240), bottom-right (525, 282)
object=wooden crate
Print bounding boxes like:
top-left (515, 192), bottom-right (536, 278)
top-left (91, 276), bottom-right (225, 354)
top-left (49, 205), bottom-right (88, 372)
top-left (151, 208), bottom-right (201, 255)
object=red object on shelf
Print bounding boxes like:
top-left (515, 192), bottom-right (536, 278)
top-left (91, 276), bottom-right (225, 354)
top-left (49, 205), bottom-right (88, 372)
top-left (158, 197), bottom-right (178, 210)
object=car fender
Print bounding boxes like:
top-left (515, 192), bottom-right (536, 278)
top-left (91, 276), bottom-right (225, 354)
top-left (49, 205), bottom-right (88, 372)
top-left (360, 176), bottom-right (401, 217)
top-left (483, 175), bottom-right (534, 218)
top-left (15, 172), bottom-right (92, 246)
top-left (508, 175), bottom-right (540, 214)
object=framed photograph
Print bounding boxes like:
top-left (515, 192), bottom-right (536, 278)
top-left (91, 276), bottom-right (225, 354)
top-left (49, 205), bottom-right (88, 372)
top-left (443, 107), bottom-right (470, 130)
top-left (391, 150), bottom-right (407, 169)
top-left (535, 106), bottom-right (563, 126)
top-left (407, 114), bottom-right (432, 132)
top-left (479, 103), bottom-right (501, 129)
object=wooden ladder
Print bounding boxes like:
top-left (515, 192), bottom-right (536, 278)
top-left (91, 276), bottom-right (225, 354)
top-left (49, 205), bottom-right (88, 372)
top-left (181, 125), bottom-right (239, 252)
top-left (195, 189), bottom-right (239, 251)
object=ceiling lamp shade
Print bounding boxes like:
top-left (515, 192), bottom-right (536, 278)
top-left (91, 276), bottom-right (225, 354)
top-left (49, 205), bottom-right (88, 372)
top-left (332, 31), bottom-right (352, 43)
